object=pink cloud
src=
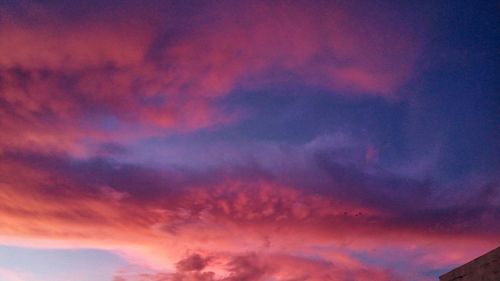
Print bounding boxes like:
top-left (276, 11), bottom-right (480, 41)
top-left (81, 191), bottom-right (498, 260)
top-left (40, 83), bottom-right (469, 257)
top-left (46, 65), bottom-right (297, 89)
top-left (0, 152), bottom-right (497, 280)
top-left (2, 2), bottom-right (492, 280)
top-left (115, 252), bottom-right (403, 281)
top-left (0, 0), bottom-right (425, 155)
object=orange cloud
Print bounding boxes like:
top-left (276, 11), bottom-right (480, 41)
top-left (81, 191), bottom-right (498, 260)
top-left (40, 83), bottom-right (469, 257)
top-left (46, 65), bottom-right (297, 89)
top-left (124, 253), bottom-right (401, 281)
top-left (0, 152), bottom-right (497, 280)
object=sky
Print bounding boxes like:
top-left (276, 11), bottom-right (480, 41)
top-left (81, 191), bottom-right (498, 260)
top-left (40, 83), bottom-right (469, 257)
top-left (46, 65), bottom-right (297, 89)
top-left (0, 0), bottom-right (498, 280)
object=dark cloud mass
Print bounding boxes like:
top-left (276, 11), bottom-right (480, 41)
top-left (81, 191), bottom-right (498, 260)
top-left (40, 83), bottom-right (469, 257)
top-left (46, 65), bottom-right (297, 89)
top-left (0, 0), bottom-right (498, 281)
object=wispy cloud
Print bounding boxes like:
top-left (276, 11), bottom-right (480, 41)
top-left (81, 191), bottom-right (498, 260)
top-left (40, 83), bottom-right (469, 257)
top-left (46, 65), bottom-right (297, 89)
top-left (0, 0), bottom-right (424, 155)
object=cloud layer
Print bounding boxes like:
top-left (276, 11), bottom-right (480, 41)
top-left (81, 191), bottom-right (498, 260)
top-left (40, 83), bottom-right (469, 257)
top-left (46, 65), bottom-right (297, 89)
top-left (0, 1), bottom-right (498, 281)
top-left (0, 0), bottom-right (424, 154)
top-left (0, 144), bottom-right (498, 280)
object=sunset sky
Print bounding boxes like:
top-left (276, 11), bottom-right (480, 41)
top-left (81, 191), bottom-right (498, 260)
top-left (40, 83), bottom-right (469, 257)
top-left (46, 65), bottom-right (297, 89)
top-left (0, 1), bottom-right (498, 281)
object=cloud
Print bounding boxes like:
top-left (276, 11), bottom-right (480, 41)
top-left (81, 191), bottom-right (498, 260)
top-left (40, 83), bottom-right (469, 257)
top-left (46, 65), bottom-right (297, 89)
top-left (117, 252), bottom-right (402, 281)
top-left (176, 254), bottom-right (211, 272)
top-left (0, 2), bottom-right (495, 280)
top-left (0, 147), bottom-right (498, 279)
top-left (0, 0), bottom-right (426, 155)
